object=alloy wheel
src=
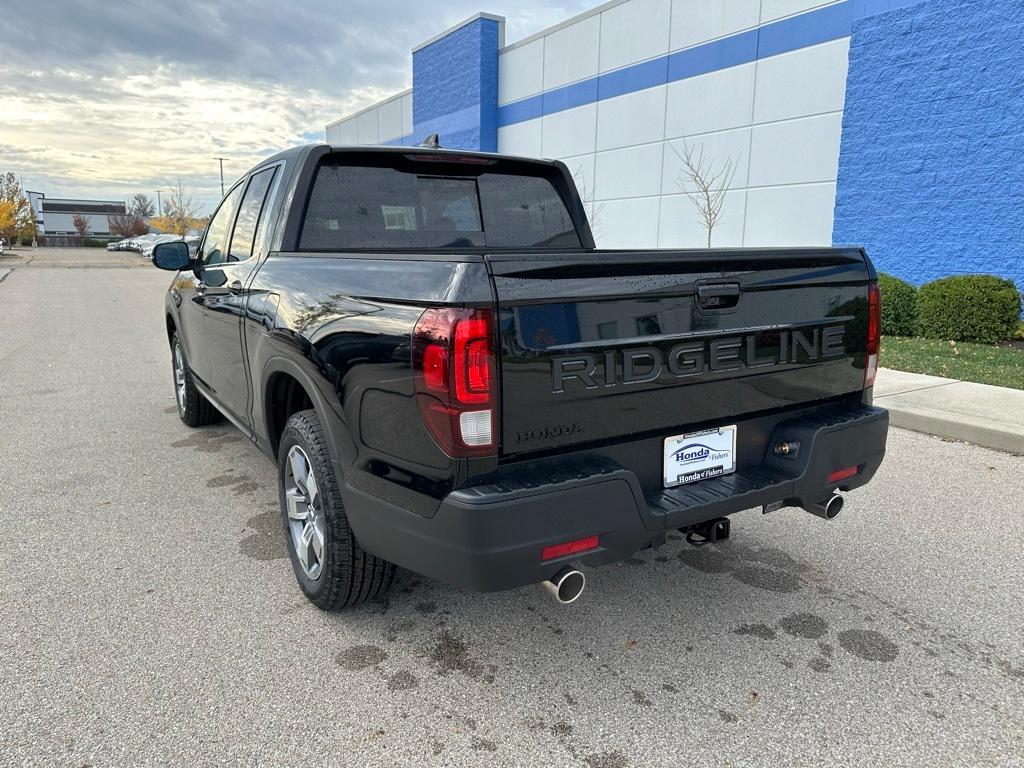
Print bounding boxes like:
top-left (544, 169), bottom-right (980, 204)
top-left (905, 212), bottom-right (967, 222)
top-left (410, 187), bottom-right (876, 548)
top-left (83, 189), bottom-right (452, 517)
top-left (284, 445), bottom-right (326, 580)
top-left (173, 343), bottom-right (186, 411)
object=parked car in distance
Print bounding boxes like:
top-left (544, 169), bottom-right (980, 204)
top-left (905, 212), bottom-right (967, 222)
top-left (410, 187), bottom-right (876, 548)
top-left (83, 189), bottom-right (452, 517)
top-left (152, 143), bottom-right (888, 610)
top-left (141, 234), bottom-right (183, 260)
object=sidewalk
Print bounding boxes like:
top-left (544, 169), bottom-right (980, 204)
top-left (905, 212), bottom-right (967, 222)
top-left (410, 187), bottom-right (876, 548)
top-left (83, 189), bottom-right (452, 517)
top-left (874, 368), bottom-right (1024, 455)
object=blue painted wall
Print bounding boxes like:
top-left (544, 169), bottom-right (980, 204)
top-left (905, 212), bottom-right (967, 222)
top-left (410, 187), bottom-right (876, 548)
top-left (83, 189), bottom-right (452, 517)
top-left (833, 0), bottom-right (1024, 293)
top-left (412, 17), bottom-right (501, 151)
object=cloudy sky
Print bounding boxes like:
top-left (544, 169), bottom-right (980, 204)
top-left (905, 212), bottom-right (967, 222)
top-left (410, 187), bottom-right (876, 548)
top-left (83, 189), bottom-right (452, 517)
top-left (0, 0), bottom-right (592, 214)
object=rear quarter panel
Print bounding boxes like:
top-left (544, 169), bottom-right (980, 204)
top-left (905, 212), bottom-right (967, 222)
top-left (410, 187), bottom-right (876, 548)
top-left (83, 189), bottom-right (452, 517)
top-left (244, 253), bottom-right (493, 517)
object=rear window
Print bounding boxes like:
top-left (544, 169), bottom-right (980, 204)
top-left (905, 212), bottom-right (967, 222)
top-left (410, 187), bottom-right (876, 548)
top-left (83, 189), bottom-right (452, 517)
top-left (299, 157), bottom-right (582, 250)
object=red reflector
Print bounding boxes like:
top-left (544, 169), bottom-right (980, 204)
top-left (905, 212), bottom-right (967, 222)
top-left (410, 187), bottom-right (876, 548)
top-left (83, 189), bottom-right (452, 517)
top-left (541, 535), bottom-right (599, 562)
top-left (828, 465), bottom-right (858, 484)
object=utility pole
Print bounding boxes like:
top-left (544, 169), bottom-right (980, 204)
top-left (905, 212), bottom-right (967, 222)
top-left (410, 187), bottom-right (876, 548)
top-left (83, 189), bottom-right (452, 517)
top-left (156, 190), bottom-right (162, 215)
top-left (213, 158), bottom-right (227, 197)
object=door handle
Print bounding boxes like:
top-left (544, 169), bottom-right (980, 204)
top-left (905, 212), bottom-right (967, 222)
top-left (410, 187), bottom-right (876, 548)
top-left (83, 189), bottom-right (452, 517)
top-left (228, 280), bottom-right (244, 295)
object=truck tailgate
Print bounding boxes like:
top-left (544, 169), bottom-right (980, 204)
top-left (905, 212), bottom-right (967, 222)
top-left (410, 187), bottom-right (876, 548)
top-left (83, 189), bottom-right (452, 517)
top-left (487, 248), bottom-right (872, 456)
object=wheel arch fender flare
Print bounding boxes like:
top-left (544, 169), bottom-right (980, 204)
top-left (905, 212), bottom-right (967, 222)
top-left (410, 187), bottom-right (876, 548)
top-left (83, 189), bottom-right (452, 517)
top-left (260, 354), bottom-right (354, 467)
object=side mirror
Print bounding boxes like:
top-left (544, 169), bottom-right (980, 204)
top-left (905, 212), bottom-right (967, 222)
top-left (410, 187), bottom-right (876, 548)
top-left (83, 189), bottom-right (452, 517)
top-left (152, 241), bottom-right (191, 271)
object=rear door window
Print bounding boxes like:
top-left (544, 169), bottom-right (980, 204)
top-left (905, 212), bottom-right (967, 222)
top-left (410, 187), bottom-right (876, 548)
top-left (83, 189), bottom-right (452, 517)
top-left (200, 183), bottom-right (244, 267)
top-left (299, 157), bottom-right (580, 250)
top-left (228, 167), bottom-right (277, 263)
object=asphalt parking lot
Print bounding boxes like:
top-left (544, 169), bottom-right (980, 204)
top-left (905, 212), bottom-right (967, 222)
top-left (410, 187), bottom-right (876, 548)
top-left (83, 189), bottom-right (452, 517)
top-left (1, 249), bottom-right (1022, 768)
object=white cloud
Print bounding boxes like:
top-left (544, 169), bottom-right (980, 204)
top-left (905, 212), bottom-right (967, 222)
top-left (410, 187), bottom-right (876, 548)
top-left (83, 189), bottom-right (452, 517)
top-left (0, 1), bottom-right (594, 212)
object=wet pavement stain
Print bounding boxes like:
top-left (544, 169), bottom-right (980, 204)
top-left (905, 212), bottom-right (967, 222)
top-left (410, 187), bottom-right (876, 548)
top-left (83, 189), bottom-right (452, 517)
top-left (718, 710), bottom-right (739, 723)
top-left (430, 632), bottom-right (494, 682)
top-left (631, 690), bottom-right (652, 707)
top-left (732, 564), bottom-right (802, 593)
top-left (995, 658), bottom-right (1024, 680)
top-left (585, 750), bottom-right (628, 768)
top-left (678, 543), bottom-right (807, 593)
top-left (808, 657), bottom-right (831, 673)
top-left (778, 612), bottom-right (829, 640)
top-left (239, 510), bottom-right (285, 561)
top-left (206, 471), bottom-right (265, 502)
top-left (551, 721), bottom-right (573, 738)
top-left (387, 670), bottom-right (419, 691)
top-left (206, 472), bottom-right (239, 487)
top-left (384, 619), bottom-right (416, 643)
top-left (838, 629), bottom-right (899, 662)
top-left (337, 645), bottom-right (388, 671)
top-left (676, 548), bottom-right (733, 574)
top-left (734, 623), bottom-right (778, 641)
top-left (415, 601), bottom-right (437, 614)
top-left (470, 736), bottom-right (498, 752)
top-left (170, 430), bottom-right (241, 453)
top-left (230, 480), bottom-right (261, 497)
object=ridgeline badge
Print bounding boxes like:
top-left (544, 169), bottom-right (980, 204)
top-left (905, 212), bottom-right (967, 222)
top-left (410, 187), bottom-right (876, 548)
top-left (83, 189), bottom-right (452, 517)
top-left (550, 324), bottom-right (846, 394)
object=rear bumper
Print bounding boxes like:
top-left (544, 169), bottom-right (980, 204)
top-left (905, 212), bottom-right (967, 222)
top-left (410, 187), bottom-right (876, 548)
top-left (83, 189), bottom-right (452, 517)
top-left (344, 405), bottom-right (888, 592)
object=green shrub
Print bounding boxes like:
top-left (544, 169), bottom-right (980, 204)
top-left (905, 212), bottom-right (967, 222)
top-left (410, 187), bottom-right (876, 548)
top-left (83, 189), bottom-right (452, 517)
top-left (82, 238), bottom-right (108, 248)
top-left (877, 273), bottom-right (917, 336)
top-left (916, 275), bottom-right (1021, 344)
top-left (18, 236), bottom-right (32, 246)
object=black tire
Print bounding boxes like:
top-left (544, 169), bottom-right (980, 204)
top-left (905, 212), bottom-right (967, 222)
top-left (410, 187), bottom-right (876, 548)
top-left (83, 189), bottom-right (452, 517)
top-left (278, 409), bottom-right (395, 610)
top-left (171, 331), bottom-right (221, 427)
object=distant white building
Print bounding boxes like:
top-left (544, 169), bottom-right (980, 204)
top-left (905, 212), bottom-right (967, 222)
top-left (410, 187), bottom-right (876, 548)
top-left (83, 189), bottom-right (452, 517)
top-left (32, 195), bottom-right (127, 244)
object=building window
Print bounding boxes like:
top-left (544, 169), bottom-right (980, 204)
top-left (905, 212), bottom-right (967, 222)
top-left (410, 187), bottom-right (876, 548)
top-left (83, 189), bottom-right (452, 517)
top-left (636, 315), bottom-right (661, 336)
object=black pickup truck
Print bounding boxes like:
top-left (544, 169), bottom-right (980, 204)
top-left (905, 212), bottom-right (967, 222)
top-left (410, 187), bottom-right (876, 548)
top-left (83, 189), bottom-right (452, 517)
top-left (152, 143), bottom-right (888, 609)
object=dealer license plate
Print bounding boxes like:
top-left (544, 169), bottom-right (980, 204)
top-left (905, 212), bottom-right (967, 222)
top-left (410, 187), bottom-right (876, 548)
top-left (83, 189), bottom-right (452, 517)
top-left (663, 425), bottom-right (737, 487)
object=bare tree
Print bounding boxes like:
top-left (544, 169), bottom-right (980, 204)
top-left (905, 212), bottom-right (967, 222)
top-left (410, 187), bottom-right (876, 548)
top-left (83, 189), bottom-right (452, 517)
top-left (156, 178), bottom-right (200, 235)
top-left (573, 163), bottom-right (605, 242)
top-left (668, 136), bottom-right (740, 248)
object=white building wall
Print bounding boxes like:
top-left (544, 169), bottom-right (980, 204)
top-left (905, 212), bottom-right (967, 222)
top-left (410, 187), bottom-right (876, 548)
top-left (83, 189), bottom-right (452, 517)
top-left (325, 89), bottom-right (412, 146)
top-left (497, 0), bottom-right (849, 249)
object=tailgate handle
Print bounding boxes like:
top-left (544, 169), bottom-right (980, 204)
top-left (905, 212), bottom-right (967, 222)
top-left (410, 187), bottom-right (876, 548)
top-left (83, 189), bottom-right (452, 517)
top-left (697, 283), bottom-right (740, 310)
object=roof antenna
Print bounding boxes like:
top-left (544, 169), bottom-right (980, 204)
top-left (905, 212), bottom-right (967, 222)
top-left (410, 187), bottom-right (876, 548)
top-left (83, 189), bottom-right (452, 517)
top-left (419, 133), bottom-right (441, 149)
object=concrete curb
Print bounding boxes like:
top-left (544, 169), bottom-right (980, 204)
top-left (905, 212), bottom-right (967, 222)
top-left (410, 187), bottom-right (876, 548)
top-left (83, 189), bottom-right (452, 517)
top-left (874, 368), bottom-right (1024, 455)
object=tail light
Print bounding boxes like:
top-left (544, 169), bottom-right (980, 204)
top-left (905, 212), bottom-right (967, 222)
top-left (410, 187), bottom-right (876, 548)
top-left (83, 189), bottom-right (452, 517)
top-left (865, 281), bottom-right (880, 388)
top-left (412, 308), bottom-right (498, 457)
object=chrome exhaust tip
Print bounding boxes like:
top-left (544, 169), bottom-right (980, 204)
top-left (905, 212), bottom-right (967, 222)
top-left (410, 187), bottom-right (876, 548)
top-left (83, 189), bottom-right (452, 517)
top-left (542, 567), bottom-right (586, 604)
top-left (804, 493), bottom-right (844, 520)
